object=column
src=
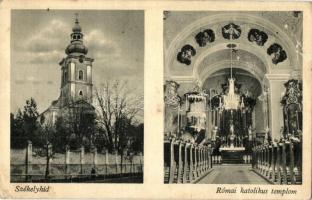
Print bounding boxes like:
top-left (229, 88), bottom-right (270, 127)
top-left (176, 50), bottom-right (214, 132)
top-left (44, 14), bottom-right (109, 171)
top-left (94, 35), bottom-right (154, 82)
top-left (265, 74), bottom-right (290, 141)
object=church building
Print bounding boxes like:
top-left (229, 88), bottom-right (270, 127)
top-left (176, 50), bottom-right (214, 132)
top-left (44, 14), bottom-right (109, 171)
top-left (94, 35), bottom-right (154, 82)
top-left (41, 16), bottom-right (95, 125)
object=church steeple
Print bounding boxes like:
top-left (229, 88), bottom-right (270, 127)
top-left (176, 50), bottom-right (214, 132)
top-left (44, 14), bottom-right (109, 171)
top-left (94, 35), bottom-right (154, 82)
top-left (65, 14), bottom-right (88, 55)
top-left (59, 14), bottom-right (94, 107)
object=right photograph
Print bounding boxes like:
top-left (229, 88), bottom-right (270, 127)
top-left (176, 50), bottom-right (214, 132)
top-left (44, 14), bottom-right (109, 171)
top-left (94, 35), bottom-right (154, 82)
top-left (163, 11), bottom-right (303, 184)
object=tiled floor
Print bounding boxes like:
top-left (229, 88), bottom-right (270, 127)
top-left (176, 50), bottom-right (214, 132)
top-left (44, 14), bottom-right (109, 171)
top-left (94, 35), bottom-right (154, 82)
top-left (197, 164), bottom-right (269, 184)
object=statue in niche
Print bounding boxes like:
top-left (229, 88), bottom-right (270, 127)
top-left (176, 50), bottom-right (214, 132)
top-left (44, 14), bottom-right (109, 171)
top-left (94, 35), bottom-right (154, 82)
top-left (281, 79), bottom-right (302, 137)
top-left (267, 43), bottom-right (287, 64)
top-left (195, 29), bottom-right (215, 47)
top-left (177, 44), bottom-right (196, 65)
top-left (248, 29), bottom-right (268, 46)
top-left (164, 80), bottom-right (181, 107)
top-left (222, 23), bottom-right (241, 40)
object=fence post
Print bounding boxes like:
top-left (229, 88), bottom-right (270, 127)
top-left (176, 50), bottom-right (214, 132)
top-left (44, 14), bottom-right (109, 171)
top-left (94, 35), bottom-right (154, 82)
top-left (251, 147), bottom-right (255, 169)
top-left (93, 147), bottom-right (98, 167)
top-left (169, 139), bottom-right (175, 183)
top-left (203, 147), bottom-right (206, 172)
top-left (139, 152), bottom-right (143, 173)
top-left (105, 149), bottom-right (109, 175)
top-left (80, 145), bottom-right (85, 175)
top-left (25, 141), bottom-right (32, 182)
top-left (45, 143), bottom-right (53, 181)
top-left (209, 146), bottom-right (212, 168)
top-left (65, 145), bottom-right (70, 177)
top-left (177, 142), bottom-right (183, 183)
top-left (115, 150), bottom-right (119, 174)
top-left (198, 147), bottom-right (201, 175)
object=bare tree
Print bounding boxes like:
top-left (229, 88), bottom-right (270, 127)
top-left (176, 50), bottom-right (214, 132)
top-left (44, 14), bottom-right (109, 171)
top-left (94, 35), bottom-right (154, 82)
top-left (94, 80), bottom-right (143, 154)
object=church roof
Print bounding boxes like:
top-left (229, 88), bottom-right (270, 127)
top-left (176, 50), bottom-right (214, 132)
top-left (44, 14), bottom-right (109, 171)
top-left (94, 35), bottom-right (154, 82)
top-left (65, 15), bottom-right (88, 55)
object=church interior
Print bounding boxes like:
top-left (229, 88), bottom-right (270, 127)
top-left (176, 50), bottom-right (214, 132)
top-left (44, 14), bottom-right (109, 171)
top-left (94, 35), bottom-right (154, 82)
top-left (163, 11), bottom-right (303, 184)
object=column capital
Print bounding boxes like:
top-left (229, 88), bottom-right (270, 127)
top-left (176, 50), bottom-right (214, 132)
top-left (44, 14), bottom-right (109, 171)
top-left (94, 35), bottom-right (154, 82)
top-left (264, 74), bottom-right (291, 81)
top-left (167, 75), bottom-right (196, 84)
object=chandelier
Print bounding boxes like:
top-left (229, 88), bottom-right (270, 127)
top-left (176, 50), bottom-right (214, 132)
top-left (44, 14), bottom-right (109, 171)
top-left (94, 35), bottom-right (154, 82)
top-left (221, 43), bottom-right (244, 110)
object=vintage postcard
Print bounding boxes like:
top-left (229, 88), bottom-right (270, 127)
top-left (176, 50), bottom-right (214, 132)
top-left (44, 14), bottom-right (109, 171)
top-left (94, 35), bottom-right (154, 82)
top-left (0, 0), bottom-right (311, 199)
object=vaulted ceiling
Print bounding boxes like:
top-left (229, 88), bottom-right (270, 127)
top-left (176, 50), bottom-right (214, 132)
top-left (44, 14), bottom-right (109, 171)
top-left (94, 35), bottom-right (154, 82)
top-left (164, 11), bottom-right (303, 86)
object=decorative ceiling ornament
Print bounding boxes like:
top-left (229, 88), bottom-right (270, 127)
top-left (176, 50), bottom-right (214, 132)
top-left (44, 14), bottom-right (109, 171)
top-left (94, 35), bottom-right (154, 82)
top-left (163, 11), bottom-right (171, 20)
top-left (293, 11), bottom-right (302, 18)
top-left (177, 44), bottom-right (196, 65)
top-left (267, 43), bottom-right (287, 64)
top-left (226, 43), bottom-right (237, 48)
top-left (222, 23), bottom-right (241, 40)
top-left (195, 29), bottom-right (215, 47)
top-left (248, 29), bottom-right (268, 46)
top-left (164, 80), bottom-right (181, 107)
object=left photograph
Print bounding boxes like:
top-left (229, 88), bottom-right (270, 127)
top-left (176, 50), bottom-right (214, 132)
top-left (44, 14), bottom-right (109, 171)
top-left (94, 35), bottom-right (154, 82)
top-left (10, 10), bottom-right (144, 183)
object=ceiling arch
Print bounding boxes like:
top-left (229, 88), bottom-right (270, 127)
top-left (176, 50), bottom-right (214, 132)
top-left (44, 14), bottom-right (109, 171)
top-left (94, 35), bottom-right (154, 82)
top-left (193, 43), bottom-right (268, 83)
top-left (165, 12), bottom-right (299, 78)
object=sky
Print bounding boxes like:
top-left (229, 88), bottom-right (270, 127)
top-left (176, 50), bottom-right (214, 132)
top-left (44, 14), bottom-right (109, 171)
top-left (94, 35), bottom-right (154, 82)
top-left (11, 10), bottom-right (144, 117)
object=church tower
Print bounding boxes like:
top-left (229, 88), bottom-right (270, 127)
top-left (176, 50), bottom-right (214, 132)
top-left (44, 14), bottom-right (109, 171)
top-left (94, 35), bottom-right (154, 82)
top-left (59, 15), bottom-right (94, 107)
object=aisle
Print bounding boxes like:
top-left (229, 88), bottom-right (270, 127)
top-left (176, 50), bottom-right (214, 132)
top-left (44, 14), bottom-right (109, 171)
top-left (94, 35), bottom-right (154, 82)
top-left (197, 165), bottom-right (270, 184)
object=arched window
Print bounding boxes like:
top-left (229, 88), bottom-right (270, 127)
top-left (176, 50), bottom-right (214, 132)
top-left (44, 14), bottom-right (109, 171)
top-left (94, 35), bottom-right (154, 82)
top-left (78, 70), bottom-right (83, 80)
top-left (79, 90), bottom-right (83, 96)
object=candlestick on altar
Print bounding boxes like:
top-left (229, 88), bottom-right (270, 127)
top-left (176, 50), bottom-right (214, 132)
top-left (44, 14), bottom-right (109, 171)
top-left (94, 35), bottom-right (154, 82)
top-left (219, 96), bottom-right (221, 108)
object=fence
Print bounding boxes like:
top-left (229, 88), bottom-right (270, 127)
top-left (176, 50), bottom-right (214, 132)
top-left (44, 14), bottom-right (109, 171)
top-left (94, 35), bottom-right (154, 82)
top-left (164, 139), bottom-right (213, 183)
top-left (252, 139), bottom-right (302, 184)
top-left (11, 142), bottom-right (143, 182)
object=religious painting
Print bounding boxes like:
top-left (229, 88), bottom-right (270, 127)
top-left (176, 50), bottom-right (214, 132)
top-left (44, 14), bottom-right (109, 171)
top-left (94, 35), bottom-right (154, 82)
top-left (267, 43), bottom-right (288, 64)
top-left (248, 28), bottom-right (268, 46)
top-left (177, 44), bottom-right (197, 65)
top-left (195, 29), bottom-right (215, 47)
top-left (222, 23), bottom-right (242, 40)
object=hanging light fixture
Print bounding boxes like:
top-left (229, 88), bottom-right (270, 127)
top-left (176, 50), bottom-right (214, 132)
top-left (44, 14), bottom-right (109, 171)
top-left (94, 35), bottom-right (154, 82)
top-left (222, 36), bottom-right (241, 110)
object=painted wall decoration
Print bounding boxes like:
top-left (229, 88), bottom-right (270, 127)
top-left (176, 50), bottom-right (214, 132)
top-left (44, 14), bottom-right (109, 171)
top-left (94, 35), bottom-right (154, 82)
top-left (267, 43), bottom-right (287, 64)
top-left (195, 29), bottom-right (215, 47)
top-left (247, 29), bottom-right (268, 46)
top-left (177, 44), bottom-right (196, 65)
top-left (222, 23), bottom-right (241, 40)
